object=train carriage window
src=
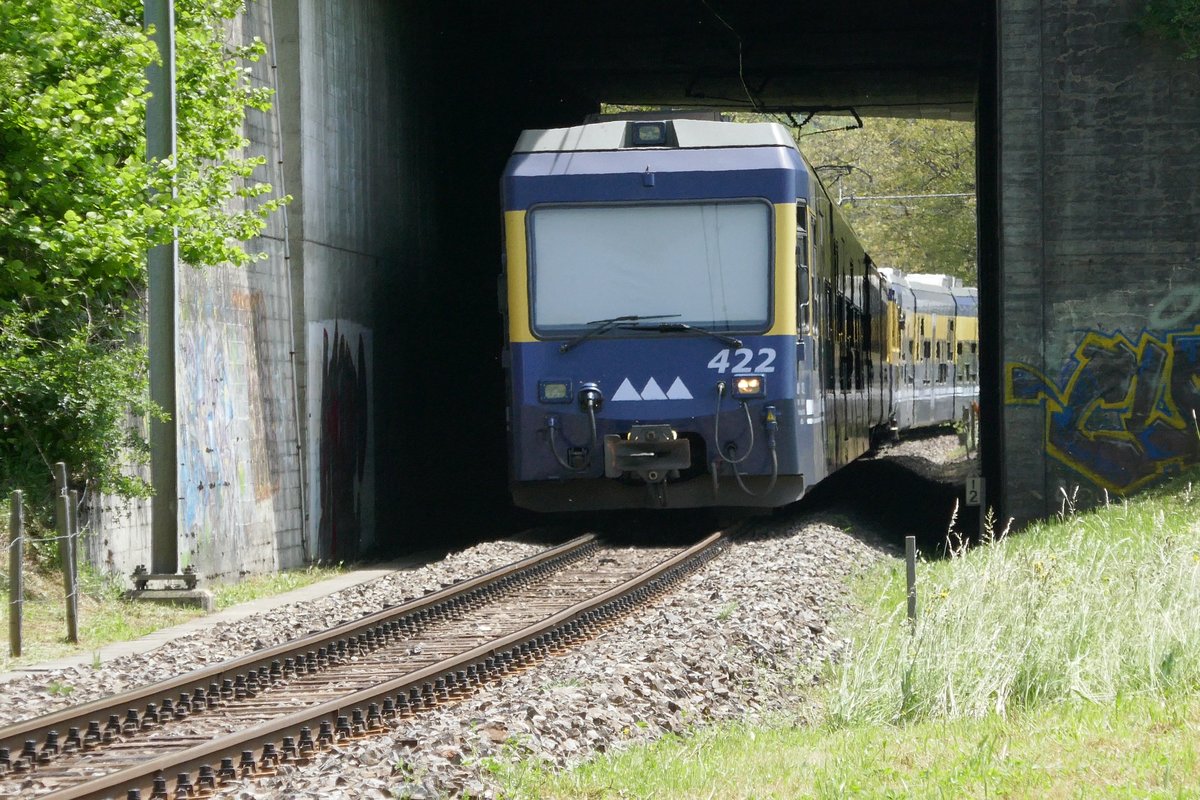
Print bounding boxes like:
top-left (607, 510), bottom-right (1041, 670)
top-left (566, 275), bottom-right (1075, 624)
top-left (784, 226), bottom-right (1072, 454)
top-left (839, 295), bottom-right (852, 392)
top-left (823, 280), bottom-right (835, 391)
top-left (855, 312), bottom-right (861, 389)
top-left (861, 260), bottom-right (872, 388)
top-left (796, 202), bottom-right (810, 331)
top-left (853, 309), bottom-right (865, 391)
top-left (795, 202), bottom-right (809, 269)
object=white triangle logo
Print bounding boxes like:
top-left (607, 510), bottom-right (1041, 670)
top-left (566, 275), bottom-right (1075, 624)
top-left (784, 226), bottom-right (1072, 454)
top-left (666, 377), bottom-right (693, 399)
top-left (612, 378), bottom-right (642, 401)
top-left (640, 378), bottom-right (668, 400)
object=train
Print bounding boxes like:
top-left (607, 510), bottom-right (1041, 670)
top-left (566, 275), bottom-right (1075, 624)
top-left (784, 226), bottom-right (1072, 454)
top-left (499, 114), bottom-right (978, 512)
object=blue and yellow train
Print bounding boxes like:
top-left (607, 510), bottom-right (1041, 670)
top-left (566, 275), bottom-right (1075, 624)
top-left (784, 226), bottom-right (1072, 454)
top-left (499, 115), bottom-right (977, 512)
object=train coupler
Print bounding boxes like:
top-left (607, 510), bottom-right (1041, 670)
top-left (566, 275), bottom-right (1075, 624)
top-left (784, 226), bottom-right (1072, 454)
top-left (604, 424), bottom-right (691, 482)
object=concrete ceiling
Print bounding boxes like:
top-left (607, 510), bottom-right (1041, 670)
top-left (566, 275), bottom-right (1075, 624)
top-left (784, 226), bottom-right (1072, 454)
top-left (491, 1), bottom-right (989, 121)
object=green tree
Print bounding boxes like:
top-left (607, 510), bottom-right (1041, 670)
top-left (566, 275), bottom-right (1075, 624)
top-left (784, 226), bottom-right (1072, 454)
top-left (793, 116), bottom-right (977, 283)
top-left (0, 0), bottom-right (285, 516)
top-left (1140, 0), bottom-right (1200, 58)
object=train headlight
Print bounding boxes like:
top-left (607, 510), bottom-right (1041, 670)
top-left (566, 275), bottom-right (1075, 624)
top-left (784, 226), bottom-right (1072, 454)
top-left (733, 375), bottom-right (765, 398)
top-left (538, 380), bottom-right (572, 404)
top-left (630, 121), bottom-right (667, 146)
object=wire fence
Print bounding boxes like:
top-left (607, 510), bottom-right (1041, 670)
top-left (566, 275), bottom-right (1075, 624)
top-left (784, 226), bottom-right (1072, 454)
top-left (4, 463), bottom-right (87, 657)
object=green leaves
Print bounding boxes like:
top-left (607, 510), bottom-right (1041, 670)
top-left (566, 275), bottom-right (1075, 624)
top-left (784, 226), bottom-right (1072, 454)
top-left (797, 117), bottom-right (977, 282)
top-left (0, 0), bottom-right (287, 514)
top-left (1140, 0), bottom-right (1200, 58)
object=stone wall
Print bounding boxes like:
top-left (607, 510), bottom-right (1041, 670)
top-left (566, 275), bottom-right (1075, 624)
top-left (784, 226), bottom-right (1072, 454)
top-left (999, 0), bottom-right (1200, 520)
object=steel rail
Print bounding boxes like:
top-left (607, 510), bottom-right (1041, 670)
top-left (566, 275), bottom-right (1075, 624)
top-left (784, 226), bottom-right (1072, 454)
top-left (40, 531), bottom-right (726, 800)
top-left (0, 534), bottom-right (596, 767)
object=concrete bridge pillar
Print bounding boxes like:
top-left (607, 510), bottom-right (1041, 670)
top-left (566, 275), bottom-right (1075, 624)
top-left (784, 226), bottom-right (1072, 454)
top-left (999, 0), bottom-right (1200, 521)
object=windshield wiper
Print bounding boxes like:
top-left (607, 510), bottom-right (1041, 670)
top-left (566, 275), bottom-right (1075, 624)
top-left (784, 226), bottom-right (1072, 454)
top-left (558, 314), bottom-right (681, 353)
top-left (623, 321), bottom-right (743, 348)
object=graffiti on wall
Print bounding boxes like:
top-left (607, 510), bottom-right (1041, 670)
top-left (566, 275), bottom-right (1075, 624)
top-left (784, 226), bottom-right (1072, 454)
top-left (233, 290), bottom-right (282, 502)
top-left (178, 282), bottom-right (237, 562)
top-left (178, 281), bottom-right (292, 576)
top-left (307, 321), bottom-right (373, 562)
top-left (1006, 322), bottom-right (1200, 494)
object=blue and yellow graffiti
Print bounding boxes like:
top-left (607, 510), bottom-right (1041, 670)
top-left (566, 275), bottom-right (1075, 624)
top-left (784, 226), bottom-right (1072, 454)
top-left (1006, 325), bottom-right (1200, 494)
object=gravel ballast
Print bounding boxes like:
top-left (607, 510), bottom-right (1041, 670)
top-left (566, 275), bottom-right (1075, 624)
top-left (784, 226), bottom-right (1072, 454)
top-left (234, 518), bottom-right (887, 799)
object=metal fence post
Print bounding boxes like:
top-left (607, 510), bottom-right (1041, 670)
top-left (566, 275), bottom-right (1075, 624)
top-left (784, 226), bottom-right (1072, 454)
top-left (53, 461), bottom-right (68, 496)
top-left (905, 535), bottom-right (918, 622)
top-left (69, 488), bottom-right (81, 635)
top-left (9, 490), bottom-right (23, 657)
top-left (969, 402), bottom-right (978, 454)
top-left (55, 480), bottom-right (79, 644)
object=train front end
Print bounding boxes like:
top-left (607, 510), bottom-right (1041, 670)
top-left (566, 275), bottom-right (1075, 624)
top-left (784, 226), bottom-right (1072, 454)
top-left (501, 118), bottom-right (814, 511)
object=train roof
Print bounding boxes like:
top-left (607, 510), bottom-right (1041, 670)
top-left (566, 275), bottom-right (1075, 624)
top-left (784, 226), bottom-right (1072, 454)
top-left (952, 286), bottom-right (979, 314)
top-left (882, 268), bottom-right (977, 316)
top-left (893, 272), bottom-right (964, 290)
top-left (512, 119), bottom-right (799, 154)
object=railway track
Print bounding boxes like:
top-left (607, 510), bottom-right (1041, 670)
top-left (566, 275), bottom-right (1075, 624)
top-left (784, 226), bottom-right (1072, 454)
top-left (0, 531), bottom-right (729, 799)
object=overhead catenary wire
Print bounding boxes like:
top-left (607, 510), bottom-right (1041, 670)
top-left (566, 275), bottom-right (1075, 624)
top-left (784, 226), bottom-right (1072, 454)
top-left (839, 191), bottom-right (976, 205)
top-left (697, 0), bottom-right (763, 113)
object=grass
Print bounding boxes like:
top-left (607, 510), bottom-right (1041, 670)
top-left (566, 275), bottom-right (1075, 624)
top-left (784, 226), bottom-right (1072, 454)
top-left (210, 565), bottom-right (347, 610)
top-left (0, 537), bottom-right (344, 672)
top-left (507, 695), bottom-right (1200, 798)
top-left (498, 469), bottom-right (1200, 798)
top-left (832, 483), bottom-right (1200, 725)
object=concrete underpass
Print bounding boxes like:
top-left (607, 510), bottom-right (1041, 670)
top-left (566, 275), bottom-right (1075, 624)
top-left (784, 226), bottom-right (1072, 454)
top-left (278, 0), bottom-right (995, 551)
top-left (92, 1), bottom-right (1200, 580)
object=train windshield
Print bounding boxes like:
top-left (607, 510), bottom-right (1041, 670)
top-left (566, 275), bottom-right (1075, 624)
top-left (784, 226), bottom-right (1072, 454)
top-left (528, 201), bottom-right (772, 335)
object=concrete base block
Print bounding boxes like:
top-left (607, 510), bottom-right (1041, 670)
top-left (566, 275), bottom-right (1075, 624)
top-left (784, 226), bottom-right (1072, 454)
top-left (123, 588), bottom-right (216, 612)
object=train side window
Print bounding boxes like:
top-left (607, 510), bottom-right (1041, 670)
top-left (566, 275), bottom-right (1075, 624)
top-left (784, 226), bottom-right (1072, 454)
top-left (824, 280), bottom-right (835, 391)
top-left (796, 202), bottom-right (810, 330)
top-left (855, 315), bottom-right (865, 390)
top-left (796, 203), bottom-right (809, 269)
top-left (798, 263), bottom-right (811, 333)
